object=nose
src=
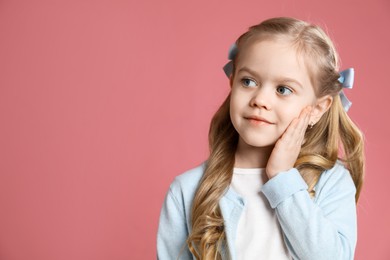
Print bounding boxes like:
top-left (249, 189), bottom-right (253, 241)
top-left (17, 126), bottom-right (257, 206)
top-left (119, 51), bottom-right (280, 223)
top-left (250, 87), bottom-right (271, 110)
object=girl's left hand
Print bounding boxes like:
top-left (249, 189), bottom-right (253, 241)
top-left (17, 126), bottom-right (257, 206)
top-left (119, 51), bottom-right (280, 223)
top-left (266, 106), bottom-right (312, 179)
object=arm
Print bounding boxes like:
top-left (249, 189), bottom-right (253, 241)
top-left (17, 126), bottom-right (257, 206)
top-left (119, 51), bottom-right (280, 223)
top-left (157, 186), bottom-right (193, 260)
top-left (262, 166), bottom-right (357, 260)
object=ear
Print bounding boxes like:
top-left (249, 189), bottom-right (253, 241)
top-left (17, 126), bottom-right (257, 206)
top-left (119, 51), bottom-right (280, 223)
top-left (310, 95), bottom-right (333, 124)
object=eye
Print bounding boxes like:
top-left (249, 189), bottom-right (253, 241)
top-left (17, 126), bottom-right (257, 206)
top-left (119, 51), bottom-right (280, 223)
top-left (241, 78), bottom-right (257, 88)
top-left (276, 86), bottom-right (293, 96)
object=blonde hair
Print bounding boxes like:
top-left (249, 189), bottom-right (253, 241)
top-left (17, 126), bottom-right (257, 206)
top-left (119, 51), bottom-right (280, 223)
top-left (186, 17), bottom-right (364, 259)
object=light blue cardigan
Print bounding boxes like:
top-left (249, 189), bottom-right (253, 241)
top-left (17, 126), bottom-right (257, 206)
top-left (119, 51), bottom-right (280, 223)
top-left (157, 161), bottom-right (357, 260)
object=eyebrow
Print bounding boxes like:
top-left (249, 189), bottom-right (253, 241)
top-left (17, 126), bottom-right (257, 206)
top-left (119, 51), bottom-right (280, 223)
top-left (237, 67), bottom-right (261, 79)
top-left (237, 66), bottom-right (304, 89)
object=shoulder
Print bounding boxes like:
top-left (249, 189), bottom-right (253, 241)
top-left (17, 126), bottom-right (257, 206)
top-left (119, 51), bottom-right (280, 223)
top-left (168, 162), bottom-right (206, 201)
top-left (158, 163), bottom-right (207, 258)
top-left (314, 160), bottom-right (356, 202)
top-left (162, 162), bottom-right (206, 224)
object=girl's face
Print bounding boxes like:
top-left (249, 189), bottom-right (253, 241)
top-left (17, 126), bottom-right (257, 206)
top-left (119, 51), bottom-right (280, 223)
top-left (230, 38), bottom-right (318, 148)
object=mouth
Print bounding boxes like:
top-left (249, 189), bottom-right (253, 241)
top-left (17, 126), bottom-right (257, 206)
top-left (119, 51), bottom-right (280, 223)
top-left (244, 116), bottom-right (274, 125)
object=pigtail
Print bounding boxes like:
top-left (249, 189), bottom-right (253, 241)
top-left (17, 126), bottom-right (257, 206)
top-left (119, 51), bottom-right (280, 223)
top-left (297, 95), bottom-right (365, 202)
top-left (336, 96), bottom-right (365, 201)
top-left (187, 94), bottom-right (238, 259)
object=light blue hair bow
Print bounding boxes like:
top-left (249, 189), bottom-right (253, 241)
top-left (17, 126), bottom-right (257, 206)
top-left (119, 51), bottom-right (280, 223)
top-left (222, 43), bottom-right (237, 78)
top-left (338, 68), bottom-right (354, 112)
top-left (222, 43), bottom-right (355, 112)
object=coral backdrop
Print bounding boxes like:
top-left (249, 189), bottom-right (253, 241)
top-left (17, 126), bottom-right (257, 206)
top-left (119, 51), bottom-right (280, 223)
top-left (0, 0), bottom-right (389, 259)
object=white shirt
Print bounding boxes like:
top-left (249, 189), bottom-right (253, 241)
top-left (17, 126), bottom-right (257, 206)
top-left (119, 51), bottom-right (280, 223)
top-left (231, 167), bottom-right (291, 260)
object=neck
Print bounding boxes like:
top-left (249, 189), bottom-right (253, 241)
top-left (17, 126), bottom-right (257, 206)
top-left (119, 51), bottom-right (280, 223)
top-left (234, 137), bottom-right (273, 168)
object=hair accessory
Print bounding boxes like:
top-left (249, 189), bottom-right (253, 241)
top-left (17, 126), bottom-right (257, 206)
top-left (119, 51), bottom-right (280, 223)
top-left (222, 44), bottom-right (355, 112)
top-left (223, 43), bottom-right (238, 77)
top-left (338, 68), bottom-right (354, 112)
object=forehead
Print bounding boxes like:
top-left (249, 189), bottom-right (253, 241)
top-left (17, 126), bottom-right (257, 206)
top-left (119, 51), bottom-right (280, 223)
top-left (236, 38), bottom-right (314, 88)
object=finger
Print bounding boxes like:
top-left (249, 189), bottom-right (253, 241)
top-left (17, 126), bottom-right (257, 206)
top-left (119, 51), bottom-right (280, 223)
top-left (295, 107), bottom-right (311, 142)
top-left (281, 117), bottom-right (300, 142)
top-left (280, 106), bottom-right (311, 144)
top-left (301, 106), bottom-right (312, 133)
top-left (292, 107), bottom-right (307, 133)
top-left (297, 108), bottom-right (309, 130)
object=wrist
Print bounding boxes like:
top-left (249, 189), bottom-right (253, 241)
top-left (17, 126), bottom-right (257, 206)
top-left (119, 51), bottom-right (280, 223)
top-left (266, 167), bottom-right (294, 179)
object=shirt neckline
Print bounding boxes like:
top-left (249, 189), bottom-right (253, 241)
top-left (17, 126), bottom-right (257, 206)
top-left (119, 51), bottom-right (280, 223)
top-left (233, 167), bottom-right (265, 175)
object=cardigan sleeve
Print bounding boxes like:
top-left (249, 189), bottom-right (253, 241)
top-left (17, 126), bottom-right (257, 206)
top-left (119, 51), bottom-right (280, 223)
top-left (157, 184), bottom-right (193, 260)
top-left (261, 164), bottom-right (357, 260)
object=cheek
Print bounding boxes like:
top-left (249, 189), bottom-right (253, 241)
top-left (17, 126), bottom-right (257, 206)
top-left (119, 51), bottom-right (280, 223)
top-left (229, 97), bottom-right (239, 122)
top-left (278, 108), bottom-right (302, 128)
top-left (230, 92), bottom-right (245, 113)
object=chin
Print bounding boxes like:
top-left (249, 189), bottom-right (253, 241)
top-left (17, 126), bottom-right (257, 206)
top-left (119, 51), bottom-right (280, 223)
top-left (241, 136), bottom-right (277, 148)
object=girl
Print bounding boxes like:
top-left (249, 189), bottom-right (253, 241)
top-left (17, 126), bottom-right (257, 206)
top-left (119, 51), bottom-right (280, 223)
top-left (157, 17), bottom-right (364, 260)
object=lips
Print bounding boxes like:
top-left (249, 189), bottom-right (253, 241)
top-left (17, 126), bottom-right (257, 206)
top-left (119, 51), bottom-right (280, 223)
top-left (244, 115), bottom-right (274, 124)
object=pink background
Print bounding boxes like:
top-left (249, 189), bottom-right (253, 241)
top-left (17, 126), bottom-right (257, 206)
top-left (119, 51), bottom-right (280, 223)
top-left (0, 0), bottom-right (389, 259)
